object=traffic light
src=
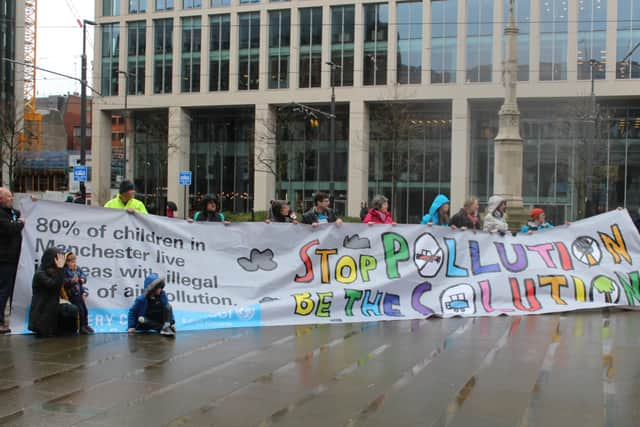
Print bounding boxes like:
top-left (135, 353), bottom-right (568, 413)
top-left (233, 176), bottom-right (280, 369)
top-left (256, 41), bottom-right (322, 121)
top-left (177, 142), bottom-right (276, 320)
top-left (308, 117), bottom-right (320, 128)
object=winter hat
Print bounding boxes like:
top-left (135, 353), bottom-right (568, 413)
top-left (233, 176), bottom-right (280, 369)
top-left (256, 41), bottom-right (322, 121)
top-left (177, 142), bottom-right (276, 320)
top-left (143, 274), bottom-right (166, 296)
top-left (119, 180), bottom-right (135, 194)
top-left (530, 208), bottom-right (544, 220)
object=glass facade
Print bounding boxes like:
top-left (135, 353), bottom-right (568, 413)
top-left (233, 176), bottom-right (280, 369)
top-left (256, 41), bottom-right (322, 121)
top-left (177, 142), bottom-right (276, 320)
top-left (276, 105), bottom-right (349, 215)
top-left (210, 14), bottom-right (230, 91)
top-left (578, 0), bottom-right (606, 80)
top-left (101, 24), bottom-right (120, 97)
top-left (617, 0), bottom-right (640, 79)
top-left (397, 1), bottom-right (422, 84)
top-left (268, 9), bottom-right (290, 89)
top-left (467, 0), bottom-right (493, 82)
top-left (181, 16), bottom-right (201, 93)
top-left (211, 0), bottom-right (230, 6)
top-left (540, 0), bottom-right (568, 81)
top-left (431, 0), bottom-right (456, 83)
top-left (0, 0), bottom-right (15, 110)
top-left (331, 5), bottom-right (355, 87)
top-left (239, 12), bottom-right (260, 90)
top-left (129, 0), bottom-right (147, 13)
top-left (190, 108), bottom-right (254, 214)
top-left (127, 21), bottom-right (146, 95)
top-left (363, 3), bottom-right (388, 86)
top-left (369, 103), bottom-right (452, 224)
top-left (103, 0), bottom-right (119, 16)
top-left (183, 0), bottom-right (201, 9)
top-left (154, 18), bottom-right (173, 94)
top-left (299, 8), bottom-right (322, 88)
top-left (503, 0), bottom-right (530, 81)
top-left (156, 0), bottom-right (173, 10)
top-left (133, 111), bottom-right (168, 215)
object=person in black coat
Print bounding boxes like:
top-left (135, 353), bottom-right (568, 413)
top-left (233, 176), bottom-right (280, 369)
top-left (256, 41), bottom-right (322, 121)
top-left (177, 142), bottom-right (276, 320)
top-left (28, 248), bottom-right (78, 337)
top-left (266, 200), bottom-right (298, 223)
top-left (450, 197), bottom-right (481, 231)
top-left (0, 188), bottom-right (25, 333)
top-left (301, 192), bottom-right (343, 226)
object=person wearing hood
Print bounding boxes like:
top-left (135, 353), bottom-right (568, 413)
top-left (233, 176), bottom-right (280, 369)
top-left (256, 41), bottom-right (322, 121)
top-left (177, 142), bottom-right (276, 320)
top-left (521, 208), bottom-right (553, 234)
top-left (0, 187), bottom-right (25, 334)
top-left (266, 200), bottom-right (298, 223)
top-left (450, 197), bottom-right (481, 230)
top-left (165, 201), bottom-right (178, 218)
top-left (421, 195), bottom-right (450, 226)
top-left (28, 248), bottom-right (78, 337)
top-left (483, 195), bottom-right (509, 234)
top-left (104, 180), bottom-right (148, 214)
top-left (190, 195), bottom-right (230, 224)
top-left (127, 274), bottom-right (175, 336)
top-left (362, 195), bottom-right (395, 225)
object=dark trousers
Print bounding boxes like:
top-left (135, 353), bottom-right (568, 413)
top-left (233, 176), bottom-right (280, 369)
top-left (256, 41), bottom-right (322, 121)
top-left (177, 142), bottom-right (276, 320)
top-left (69, 296), bottom-right (88, 327)
top-left (137, 305), bottom-right (174, 331)
top-left (0, 263), bottom-right (18, 324)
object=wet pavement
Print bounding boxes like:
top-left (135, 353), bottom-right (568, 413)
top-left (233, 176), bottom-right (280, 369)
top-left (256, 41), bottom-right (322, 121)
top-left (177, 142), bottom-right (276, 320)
top-left (0, 310), bottom-right (638, 426)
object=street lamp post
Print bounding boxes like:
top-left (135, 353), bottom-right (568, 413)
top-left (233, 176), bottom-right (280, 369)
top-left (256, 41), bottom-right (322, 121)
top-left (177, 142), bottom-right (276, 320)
top-left (326, 61), bottom-right (342, 204)
top-left (117, 70), bottom-right (129, 182)
top-left (80, 19), bottom-right (96, 204)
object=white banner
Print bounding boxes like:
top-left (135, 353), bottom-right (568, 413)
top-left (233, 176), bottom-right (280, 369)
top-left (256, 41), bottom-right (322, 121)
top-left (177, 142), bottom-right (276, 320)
top-left (12, 200), bottom-right (640, 333)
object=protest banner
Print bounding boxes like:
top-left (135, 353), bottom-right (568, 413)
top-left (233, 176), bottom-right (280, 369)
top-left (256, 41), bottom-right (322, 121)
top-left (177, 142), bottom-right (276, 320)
top-left (11, 200), bottom-right (640, 333)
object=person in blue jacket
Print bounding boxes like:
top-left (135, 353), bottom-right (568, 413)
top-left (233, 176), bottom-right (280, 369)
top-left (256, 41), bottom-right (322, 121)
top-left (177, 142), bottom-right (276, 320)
top-left (521, 208), bottom-right (554, 234)
top-left (127, 274), bottom-right (175, 336)
top-left (421, 194), bottom-right (451, 226)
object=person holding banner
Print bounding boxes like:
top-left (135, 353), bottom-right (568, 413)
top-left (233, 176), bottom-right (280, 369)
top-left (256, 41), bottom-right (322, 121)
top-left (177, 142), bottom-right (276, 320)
top-left (483, 195), bottom-right (509, 234)
top-left (28, 248), bottom-right (79, 337)
top-left (521, 208), bottom-right (554, 234)
top-left (302, 192), bottom-right (343, 226)
top-left (420, 194), bottom-right (451, 226)
top-left (0, 187), bottom-right (24, 334)
top-left (450, 197), bottom-right (481, 231)
top-left (266, 200), bottom-right (298, 223)
top-left (127, 274), bottom-right (176, 336)
top-left (104, 180), bottom-right (148, 214)
top-left (362, 195), bottom-right (396, 225)
top-left (190, 195), bottom-right (230, 224)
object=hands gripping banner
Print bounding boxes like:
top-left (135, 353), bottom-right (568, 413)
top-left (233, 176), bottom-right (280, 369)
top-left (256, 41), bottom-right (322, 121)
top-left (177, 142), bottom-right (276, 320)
top-left (11, 200), bottom-right (640, 333)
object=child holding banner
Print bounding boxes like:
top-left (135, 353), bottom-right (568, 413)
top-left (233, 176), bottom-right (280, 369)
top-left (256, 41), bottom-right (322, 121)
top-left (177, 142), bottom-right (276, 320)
top-left (127, 274), bottom-right (176, 336)
top-left (420, 194), bottom-right (451, 226)
top-left (521, 208), bottom-right (554, 234)
top-left (63, 252), bottom-right (94, 335)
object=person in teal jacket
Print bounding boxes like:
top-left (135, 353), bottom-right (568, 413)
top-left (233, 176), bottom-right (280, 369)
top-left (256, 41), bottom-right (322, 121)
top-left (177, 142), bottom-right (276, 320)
top-left (521, 207), bottom-right (554, 234)
top-left (421, 194), bottom-right (450, 226)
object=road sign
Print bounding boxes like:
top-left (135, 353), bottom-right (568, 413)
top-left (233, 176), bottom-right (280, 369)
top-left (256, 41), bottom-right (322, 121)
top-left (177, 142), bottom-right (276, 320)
top-left (179, 171), bottom-right (192, 186)
top-left (73, 166), bottom-right (87, 183)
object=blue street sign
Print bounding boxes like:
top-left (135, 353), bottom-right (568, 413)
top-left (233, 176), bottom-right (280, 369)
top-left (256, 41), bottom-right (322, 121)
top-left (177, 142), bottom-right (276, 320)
top-left (73, 165), bottom-right (87, 183)
top-left (179, 171), bottom-right (192, 186)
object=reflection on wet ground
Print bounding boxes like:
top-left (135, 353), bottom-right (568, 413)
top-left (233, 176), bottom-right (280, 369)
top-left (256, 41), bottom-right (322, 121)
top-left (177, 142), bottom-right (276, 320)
top-left (0, 310), bottom-right (638, 426)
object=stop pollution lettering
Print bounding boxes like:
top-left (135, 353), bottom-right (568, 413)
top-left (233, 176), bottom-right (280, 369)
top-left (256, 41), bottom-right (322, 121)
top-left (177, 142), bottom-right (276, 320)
top-left (290, 224), bottom-right (636, 318)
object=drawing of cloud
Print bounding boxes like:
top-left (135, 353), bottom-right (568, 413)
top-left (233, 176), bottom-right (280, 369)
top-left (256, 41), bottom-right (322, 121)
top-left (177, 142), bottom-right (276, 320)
top-left (343, 234), bottom-right (371, 249)
top-left (237, 249), bottom-right (278, 272)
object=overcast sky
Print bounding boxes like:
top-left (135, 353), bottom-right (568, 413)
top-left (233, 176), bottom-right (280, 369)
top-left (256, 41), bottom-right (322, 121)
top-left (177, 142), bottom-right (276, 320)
top-left (36, 1), bottom-right (95, 97)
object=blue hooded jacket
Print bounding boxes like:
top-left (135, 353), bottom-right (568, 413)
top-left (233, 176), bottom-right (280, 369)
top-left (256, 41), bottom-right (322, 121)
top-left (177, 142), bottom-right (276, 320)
top-left (127, 274), bottom-right (170, 329)
top-left (421, 195), bottom-right (450, 225)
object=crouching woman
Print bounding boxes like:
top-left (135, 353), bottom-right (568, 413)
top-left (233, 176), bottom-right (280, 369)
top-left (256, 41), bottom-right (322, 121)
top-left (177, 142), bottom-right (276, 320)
top-left (29, 248), bottom-right (79, 337)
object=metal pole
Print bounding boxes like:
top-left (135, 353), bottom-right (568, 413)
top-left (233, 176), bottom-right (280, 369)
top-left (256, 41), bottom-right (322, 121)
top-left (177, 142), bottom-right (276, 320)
top-left (326, 61), bottom-right (341, 205)
top-left (585, 59), bottom-right (597, 217)
top-left (80, 19), bottom-right (96, 205)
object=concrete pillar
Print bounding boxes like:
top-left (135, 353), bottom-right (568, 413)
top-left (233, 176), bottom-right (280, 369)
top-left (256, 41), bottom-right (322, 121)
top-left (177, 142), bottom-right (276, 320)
top-left (172, 16), bottom-right (182, 94)
top-left (606, 0), bottom-right (617, 81)
top-left (347, 100), bottom-right (369, 217)
top-left (259, 9), bottom-right (269, 90)
top-left (387, 0), bottom-right (398, 85)
top-left (166, 107), bottom-right (191, 218)
top-left (567, 0), bottom-right (578, 82)
top-left (353, 2), bottom-right (364, 87)
top-left (422, 0), bottom-right (432, 84)
top-left (229, 12), bottom-right (239, 92)
top-left (254, 104), bottom-right (276, 212)
top-left (145, 17), bottom-right (154, 95)
top-left (450, 98), bottom-right (470, 211)
top-left (321, 4), bottom-right (332, 89)
top-left (530, 0), bottom-right (540, 82)
top-left (91, 109), bottom-right (114, 206)
top-left (200, 13), bottom-right (210, 92)
top-left (456, 0), bottom-right (467, 84)
top-left (290, 7), bottom-right (300, 89)
top-left (492, 0), bottom-right (504, 83)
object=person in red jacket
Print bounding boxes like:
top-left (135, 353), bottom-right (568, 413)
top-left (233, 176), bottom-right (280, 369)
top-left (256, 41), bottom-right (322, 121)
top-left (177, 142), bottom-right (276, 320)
top-left (362, 195), bottom-right (396, 225)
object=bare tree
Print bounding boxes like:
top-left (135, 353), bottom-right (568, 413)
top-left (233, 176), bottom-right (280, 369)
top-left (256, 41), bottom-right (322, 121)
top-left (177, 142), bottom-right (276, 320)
top-left (0, 108), bottom-right (32, 191)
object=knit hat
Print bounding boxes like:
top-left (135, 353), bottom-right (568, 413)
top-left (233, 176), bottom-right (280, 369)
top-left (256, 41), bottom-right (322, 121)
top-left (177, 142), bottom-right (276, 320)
top-left (119, 180), bottom-right (135, 194)
top-left (530, 208), bottom-right (544, 220)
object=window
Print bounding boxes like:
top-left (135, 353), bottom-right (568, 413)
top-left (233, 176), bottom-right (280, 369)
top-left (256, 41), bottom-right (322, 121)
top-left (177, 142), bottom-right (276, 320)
top-left (127, 21), bottom-right (146, 95)
top-left (181, 16), bottom-right (201, 92)
top-left (183, 0), bottom-right (201, 9)
top-left (129, 0), bottom-right (147, 13)
top-left (269, 10), bottom-right (291, 89)
top-left (154, 18), bottom-right (173, 94)
top-left (238, 12), bottom-right (260, 90)
top-left (363, 3), bottom-right (388, 86)
top-left (616, 0), bottom-right (640, 79)
top-left (156, 0), bottom-right (173, 10)
top-left (210, 14), bottom-right (230, 91)
top-left (397, 1), bottom-right (422, 84)
top-left (431, 0), bottom-right (456, 83)
top-left (299, 8), bottom-right (322, 88)
top-left (103, 0), bottom-right (119, 16)
top-left (211, 0), bottom-right (230, 6)
top-left (540, 0), bottom-right (568, 81)
top-left (101, 24), bottom-right (120, 96)
top-left (578, 0), bottom-right (606, 80)
top-left (503, 0), bottom-right (530, 81)
top-left (467, 0), bottom-right (493, 82)
top-left (240, 0), bottom-right (260, 3)
top-left (331, 5), bottom-right (355, 86)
